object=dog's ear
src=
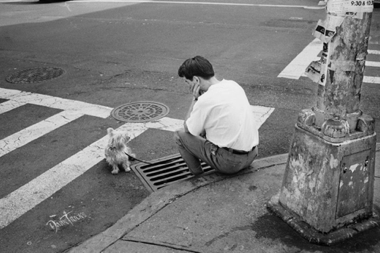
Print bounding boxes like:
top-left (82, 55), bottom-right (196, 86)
top-left (107, 128), bottom-right (114, 136)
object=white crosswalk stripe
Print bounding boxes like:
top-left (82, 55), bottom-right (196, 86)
top-left (0, 88), bottom-right (112, 118)
top-left (364, 76), bottom-right (380, 84)
top-left (0, 110), bottom-right (83, 158)
top-left (0, 88), bottom-right (274, 229)
top-left (278, 41), bottom-right (380, 84)
top-left (0, 100), bottom-right (27, 114)
top-left (366, 60), bottom-right (380, 68)
top-left (277, 38), bottom-right (321, 80)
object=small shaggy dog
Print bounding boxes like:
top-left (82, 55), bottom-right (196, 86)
top-left (104, 128), bottom-right (135, 174)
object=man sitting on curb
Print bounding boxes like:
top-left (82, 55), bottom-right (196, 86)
top-left (174, 56), bottom-right (259, 175)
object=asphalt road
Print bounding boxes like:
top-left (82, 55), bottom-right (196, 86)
top-left (0, 0), bottom-right (379, 252)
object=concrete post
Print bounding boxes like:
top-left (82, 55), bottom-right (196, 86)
top-left (268, 0), bottom-right (379, 245)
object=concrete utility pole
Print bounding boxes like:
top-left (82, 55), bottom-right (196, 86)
top-left (268, 0), bottom-right (379, 245)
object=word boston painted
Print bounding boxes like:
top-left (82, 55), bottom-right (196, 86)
top-left (46, 210), bottom-right (87, 233)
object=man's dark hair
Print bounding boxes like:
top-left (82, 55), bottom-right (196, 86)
top-left (178, 56), bottom-right (215, 80)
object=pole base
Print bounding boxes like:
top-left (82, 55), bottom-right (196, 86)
top-left (267, 193), bottom-right (380, 246)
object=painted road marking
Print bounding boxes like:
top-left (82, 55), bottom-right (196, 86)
top-left (0, 88), bottom-right (112, 158)
top-left (0, 100), bottom-right (27, 114)
top-left (0, 135), bottom-right (108, 229)
top-left (251, 106), bottom-right (275, 128)
top-left (0, 116), bottom-right (186, 229)
top-left (0, 89), bottom-right (274, 229)
top-left (0, 110), bottom-right (84, 158)
top-left (366, 61), bottom-right (380, 68)
top-left (0, 88), bottom-right (112, 118)
top-left (364, 76), bottom-right (380, 84)
top-left (277, 38), bottom-right (322, 80)
top-left (0, 0), bottom-right (323, 28)
top-left (278, 41), bottom-right (380, 84)
top-left (0, 0), bottom-right (323, 9)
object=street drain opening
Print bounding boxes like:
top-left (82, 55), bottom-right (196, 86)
top-left (6, 67), bottom-right (65, 84)
top-left (131, 153), bottom-right (214, 192)
top-left (111, 101), bottom-right (169, 123)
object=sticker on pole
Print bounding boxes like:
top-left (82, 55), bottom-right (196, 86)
top-left (346, 0), bottom-right (374, 12)
top-left (327, 0), bottom-right (374, 15)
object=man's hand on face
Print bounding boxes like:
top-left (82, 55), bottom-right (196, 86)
top-left (190, 82), bottom-right (201, 99)
top-left (184, 76), bottom-right (205, 100)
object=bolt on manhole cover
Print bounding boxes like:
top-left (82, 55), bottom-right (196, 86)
top-left (6, 67), bottom-right (65, 84)
top-left (131, 153), bottom-right (214, 192)
top-left (111, 101), bottom-right (170, 123)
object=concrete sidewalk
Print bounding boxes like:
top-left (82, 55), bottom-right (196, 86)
top-left (68, 144), bottom-right (380, 253)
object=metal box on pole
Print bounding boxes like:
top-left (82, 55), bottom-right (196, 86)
top-left (268, 0), bottom-right (379, 245)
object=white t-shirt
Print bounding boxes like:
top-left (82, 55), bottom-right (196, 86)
top-left (186, 79), bottom-right (259, 151)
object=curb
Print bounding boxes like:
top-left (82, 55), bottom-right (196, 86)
top-left (66, 154), bottom-right (288, 253)
top-left (67, 171), bottom-right (227, 252)
top-left (67, 144), bottom-right (379, 253)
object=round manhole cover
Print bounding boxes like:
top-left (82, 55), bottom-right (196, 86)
top-left (6, 67), bottom-right (65, 84)
top-left (111, 101), bottom-right (170, 123)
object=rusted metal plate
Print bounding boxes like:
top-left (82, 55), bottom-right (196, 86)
top-left (336, 149), bottom-right (371, 218)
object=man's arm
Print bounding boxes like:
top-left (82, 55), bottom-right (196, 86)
top-left (184, 98), bottom-right (206, 137)
top-left (184, 80), bottom-right (206, 135)
top-left (184, 97), bottom-right (197, 133)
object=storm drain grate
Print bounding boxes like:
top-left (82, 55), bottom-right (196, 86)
top-left (6, 67), bottom-right (65, 84)
top-left (111, 101), bottom-right (169, 123)
top-left (131, 153), bottom-right (214, 192)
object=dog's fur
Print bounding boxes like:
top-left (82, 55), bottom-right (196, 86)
top-left (105, 128), bottom-right (135, 174)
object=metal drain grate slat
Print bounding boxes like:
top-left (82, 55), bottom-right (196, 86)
top-left (151, 173), bottom-right (190, 187)
top-left (131, 153), bottom-right (214, 192)
top-left (149, 169), bottom-right (189, 181)
top-left (146, 166), bottom-right (188, 177)
top-left (144, 159), bottom-right (186, 175)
